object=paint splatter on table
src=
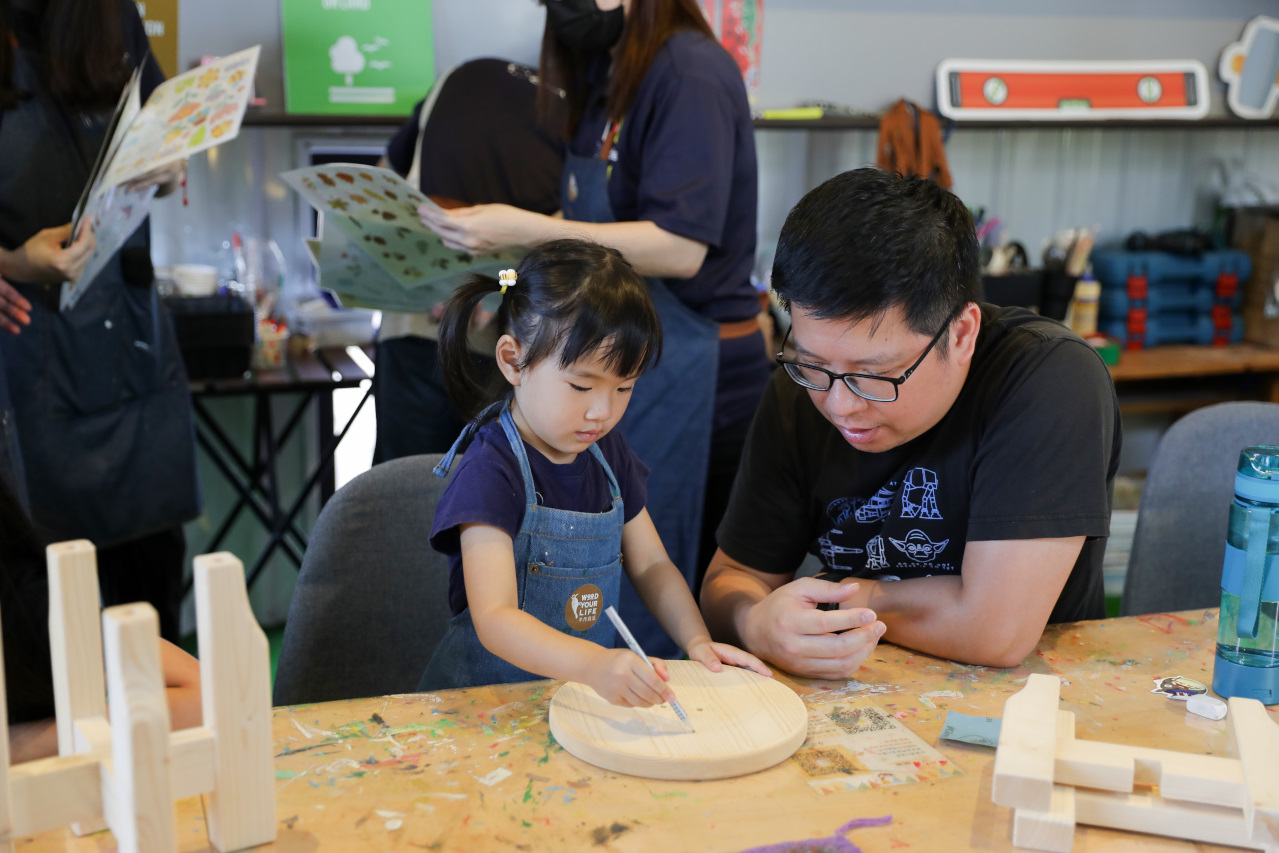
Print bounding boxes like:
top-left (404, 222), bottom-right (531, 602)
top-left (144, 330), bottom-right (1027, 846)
top-left (17, 610), bottom-right (1244, 851)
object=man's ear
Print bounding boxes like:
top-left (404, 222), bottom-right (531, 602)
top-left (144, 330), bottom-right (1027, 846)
top-left (951, 302), bottom-right (982, 367)
top-left (495, 334), bottom-right (525, 386)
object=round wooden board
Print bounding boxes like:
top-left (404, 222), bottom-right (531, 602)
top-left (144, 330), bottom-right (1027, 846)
top-left (548, 660), bottom-right (808, 781)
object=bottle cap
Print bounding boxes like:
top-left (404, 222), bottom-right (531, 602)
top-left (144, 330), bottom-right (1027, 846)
top-left (1236, 446), bottom-right (1279, 502)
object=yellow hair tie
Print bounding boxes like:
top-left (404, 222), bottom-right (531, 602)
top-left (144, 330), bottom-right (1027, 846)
top-left (499, 269), bottom-right (517, 295)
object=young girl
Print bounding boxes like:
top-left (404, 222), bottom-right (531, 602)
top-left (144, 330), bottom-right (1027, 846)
top-left (418, 238), bottom-right (769, 707)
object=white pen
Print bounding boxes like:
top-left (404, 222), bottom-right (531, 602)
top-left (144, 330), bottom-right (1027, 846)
top-left (604, 606), bottom-right (694, 731)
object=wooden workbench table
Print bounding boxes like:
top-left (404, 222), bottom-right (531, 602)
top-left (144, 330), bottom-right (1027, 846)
top-left (1107, 342), bottom-right (1279, 413)
top-left (22, 610), bottom-right (1252, 852)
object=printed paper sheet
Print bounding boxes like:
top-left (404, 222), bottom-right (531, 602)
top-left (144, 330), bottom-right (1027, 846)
top-left (791, 700), bottom-right (962, 795)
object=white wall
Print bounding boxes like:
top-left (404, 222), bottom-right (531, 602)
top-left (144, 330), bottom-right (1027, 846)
top-left (754, 0), bottom-right (1278, 116)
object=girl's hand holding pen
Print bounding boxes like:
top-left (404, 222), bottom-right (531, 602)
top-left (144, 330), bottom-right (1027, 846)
top-left (587, 647), bottom-right (675, 708)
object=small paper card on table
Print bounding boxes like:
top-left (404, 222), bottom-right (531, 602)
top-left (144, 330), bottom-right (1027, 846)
top-left (792, 700), bottom-right (962, 795)
top-left (939, 710), bottom-right (1002, 747)
top-left (282, 164), bottom-right (521, 313)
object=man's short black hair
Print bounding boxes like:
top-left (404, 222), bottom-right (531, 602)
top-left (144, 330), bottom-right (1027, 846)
top-left (772, 168), bottom-right (981, 341)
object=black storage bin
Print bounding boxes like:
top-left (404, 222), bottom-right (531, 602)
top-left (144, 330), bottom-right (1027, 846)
top-left (981, 271), bottom-right (1044, 311)
top-left (164, 294), bottom-right (255, 380)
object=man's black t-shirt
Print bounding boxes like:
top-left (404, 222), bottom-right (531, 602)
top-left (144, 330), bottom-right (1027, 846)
top-left (717, 304), bottom-right (1121, 624)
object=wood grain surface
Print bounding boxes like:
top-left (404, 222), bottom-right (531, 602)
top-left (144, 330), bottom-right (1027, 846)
top-left (548, 661), bottom-right (807, 781)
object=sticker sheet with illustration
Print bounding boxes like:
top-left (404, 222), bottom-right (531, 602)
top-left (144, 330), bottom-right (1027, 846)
top-left (284, 164), bottom-right (520, 312)
top-left (1151, 675), bottom-right (1208, 700)
top-left (103, 46), bottom-right (261, 189)
top-left (60, 46), bottom-right (261, 311)
top-left (797, 699), bottom-right (962, 794)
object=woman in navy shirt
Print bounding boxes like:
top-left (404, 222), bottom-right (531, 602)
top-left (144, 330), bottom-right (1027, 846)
top-left (420, 0), bottom-right (767, 656)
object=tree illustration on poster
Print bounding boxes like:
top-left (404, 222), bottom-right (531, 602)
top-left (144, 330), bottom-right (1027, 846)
top-left (281, 0), bottom-right (434, 116)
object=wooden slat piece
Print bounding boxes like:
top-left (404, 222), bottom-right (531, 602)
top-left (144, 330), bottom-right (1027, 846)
top-left (101, 604), bottom-right (175, 853)
top-left (194, 553), bottom-right (276, 851)
top-left (1012, 784), bottom-right (1076, 853)
top-left (1051, 705), bottom-right (1246, 809)
top-left (6, 754), bottom-right (102, 839)
top-left (47, 541), bottom-right (106, 755)
top-left (1229, 696), bottom-right (1279, 848)
top-left (1073, 788), bottom-right (1267, 851)
top-left (169, 727), bottom-right (216, 802)
top-left (994, 673), bottom-right (1061, 811)
top-left (46, 539), bottom-right (108, 835)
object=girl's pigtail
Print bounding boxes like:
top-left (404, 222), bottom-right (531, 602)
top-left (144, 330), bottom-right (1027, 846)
top-left (436, 274), bottom-right (502, 421)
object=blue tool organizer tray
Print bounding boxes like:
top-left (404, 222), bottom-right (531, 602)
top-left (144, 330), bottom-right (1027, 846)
top-left (1090, 249), bottom-right (1251, 348)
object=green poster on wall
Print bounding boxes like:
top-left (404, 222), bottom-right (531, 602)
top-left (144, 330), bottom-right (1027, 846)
top-left (281, 0), bottom-right (433, 116)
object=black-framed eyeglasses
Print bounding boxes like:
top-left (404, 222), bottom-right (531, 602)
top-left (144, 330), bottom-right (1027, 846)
top-left (775, 306), bottom-right (963, 403)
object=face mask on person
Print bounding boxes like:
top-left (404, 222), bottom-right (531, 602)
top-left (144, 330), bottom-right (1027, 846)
top-left (544, 0), bottom-right (625, 53)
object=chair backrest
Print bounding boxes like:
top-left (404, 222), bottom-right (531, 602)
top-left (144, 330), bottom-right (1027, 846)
top-left (1121, 402), bottom-right (1279, 617)
top-left (273, 454), bottom-right (454, 705)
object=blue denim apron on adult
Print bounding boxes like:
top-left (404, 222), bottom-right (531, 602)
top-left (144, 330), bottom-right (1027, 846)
top-left (418, 402), bottom-right (625, 690)
top-left (560, 136), bottom-right (718, 660)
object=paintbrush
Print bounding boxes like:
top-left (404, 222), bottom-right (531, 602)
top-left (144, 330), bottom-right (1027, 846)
top-left (604, 606), bottom-right (694, 731)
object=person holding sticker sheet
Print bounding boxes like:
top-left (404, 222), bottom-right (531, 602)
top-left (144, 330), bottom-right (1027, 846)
top-left (418, 239), bottom-right (769, 707)
top-left (418, 0), bottom-right (769, 658)
top-left (373, 58), bottom-right (565, 461)
top-left (701, 169), bottom-right (1122, 676)
top-left (0, 0), bottom-right (199, 644)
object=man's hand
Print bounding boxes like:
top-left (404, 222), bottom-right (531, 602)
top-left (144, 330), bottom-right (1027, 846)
top-left (741, 578), bottom-right (886, 680)
top-left (0, 277), bottom-right (31, 334)
top-left (2, 223), bottom-right (96, 285)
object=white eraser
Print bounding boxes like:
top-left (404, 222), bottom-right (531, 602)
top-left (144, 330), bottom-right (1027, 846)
top-left (1187, 694), bottom-right (1228, 721)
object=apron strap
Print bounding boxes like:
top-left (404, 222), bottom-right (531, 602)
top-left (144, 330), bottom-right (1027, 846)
top-left (498, 404), bottom-right (541, 507)
top-left (433, 398), bottom-right (505, 479)
top-left (407, 63), bottom-right (457, 189)
top-left (586, 442), bottom-right (622, 503)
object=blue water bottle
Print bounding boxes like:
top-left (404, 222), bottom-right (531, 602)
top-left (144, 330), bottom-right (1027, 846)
top-left (1213, 446), bottom-right (1279, 704)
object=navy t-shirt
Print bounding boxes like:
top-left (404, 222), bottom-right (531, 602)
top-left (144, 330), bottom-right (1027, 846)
top-left (571, 30), bottom-right (759, 323)
top-left (430, 418), bottom-right (649, 615)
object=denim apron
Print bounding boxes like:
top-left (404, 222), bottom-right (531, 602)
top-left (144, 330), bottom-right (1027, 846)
top-left (560, 122), bottom-right (718, 659)
top-left (418, 402), bottom-right (624, 690)
top-left (0, 48), bottom-right (200, 546)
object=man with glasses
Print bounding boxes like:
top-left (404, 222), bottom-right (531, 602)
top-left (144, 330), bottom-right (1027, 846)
top-left (701, 169), bottom-right (1121, 677)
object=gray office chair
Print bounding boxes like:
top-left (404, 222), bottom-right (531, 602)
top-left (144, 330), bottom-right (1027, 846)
top-left (273, 453), bottom-right (455, 705)
top-left (1121, 402), bottom-right (1279, 617)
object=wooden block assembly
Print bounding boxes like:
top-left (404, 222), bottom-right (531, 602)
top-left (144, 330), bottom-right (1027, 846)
top-left (0, 544), bottom-right (276, 853)
top-left (996, 674), bottom-right (1279, 853)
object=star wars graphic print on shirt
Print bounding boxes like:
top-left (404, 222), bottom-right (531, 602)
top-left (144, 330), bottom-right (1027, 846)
top-left (820, 467), bottom-right (956, 578)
